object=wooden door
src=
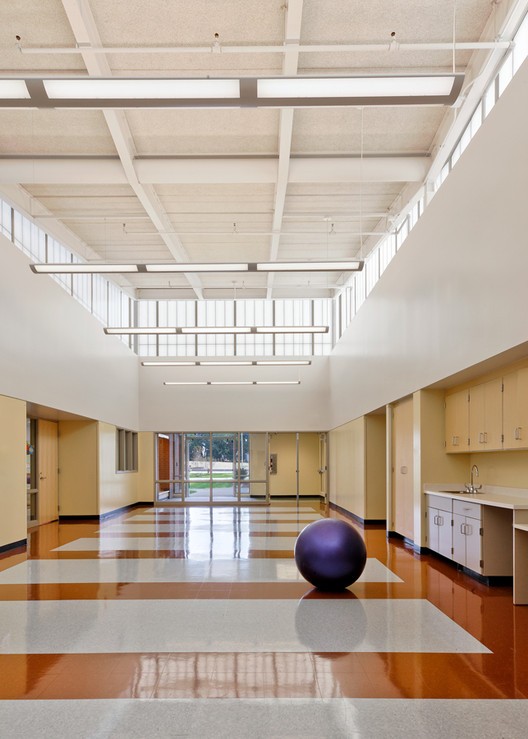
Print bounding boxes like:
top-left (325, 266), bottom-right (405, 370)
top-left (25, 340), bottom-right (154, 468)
top-left (37, 419), bottom-right (59, 524)
top-left (391, 397), bottom-right (414, 540)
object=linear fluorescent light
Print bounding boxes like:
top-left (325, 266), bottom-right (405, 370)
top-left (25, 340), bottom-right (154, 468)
top-left (257, 75), bottom-right (457, 98)
top-left (0, 80), bottom-right (30, 99)
top-left (181, 326), bottom-right (252, 335)
top-left (256, 260), bottom-right (362, 272)
top-left (256, 326), bottom-right (328, 334)
top-left (198, 361), bottom-right (253, 366)
top-left (30, 263), bottom-right (139, 274)
top-left (145, 262), bottom-right (249, 273)
top-left (31, 260), bottom-right (361, 275)
top-left (141, 361), bottom-right (196, 366)
top-left (164, 380), bottom-right (301, 386)
top-left (164, 381), bottom-right (209, 386)
top-left (250, 381), bottom-right (302, 386)
top-left (141, 359), bottom-right (312, 367)
top-left (105, 327), bottom-right (176, 335)
top-left (256, 360), bottom-right (311, 366)
top-left (108, 326), bottom-right (327, 335)
top-left (43, 78), bottom-right (240, 100)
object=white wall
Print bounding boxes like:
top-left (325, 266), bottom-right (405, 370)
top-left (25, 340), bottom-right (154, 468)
top-left (0, 236), bottom-right (139, 430)
top-left (139, 358), bottom-right (330, 431)
top-left (328, 59), bottom-right (528, 429)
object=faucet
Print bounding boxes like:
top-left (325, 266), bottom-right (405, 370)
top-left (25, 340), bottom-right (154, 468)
top-left (465, 464), bottom-right (482, 493)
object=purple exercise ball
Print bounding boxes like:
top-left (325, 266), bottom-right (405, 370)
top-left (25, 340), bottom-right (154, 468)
top-left (294, 518), bottom-right (367, 591)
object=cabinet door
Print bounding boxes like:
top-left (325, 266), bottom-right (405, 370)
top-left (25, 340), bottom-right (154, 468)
top-left (464, 517), bottom-right (482, 572)
top-left (427, 507), bottom-right (439, 553)
top-left (503, 369), bottom-right (528, 449)
top-left (452, 512), bottom-right (466, 565)
top-left (469, 378), bottom-right (503, 451)
top-left (445, 390), bottom-right (470, 452)
top-left (437, 510), bottom-right (453, 559)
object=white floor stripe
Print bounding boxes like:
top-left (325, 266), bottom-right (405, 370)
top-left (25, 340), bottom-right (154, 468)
top-left (0, 599), bottom-right (489, 654)
top-left (0, 557), bottom-right (402, 584)
top-left (53, 535), bottom-right (301, 552)
top-left (0, 699), bottom-right (525, 739)
top-left (98, 522), bottom-right (319, 533)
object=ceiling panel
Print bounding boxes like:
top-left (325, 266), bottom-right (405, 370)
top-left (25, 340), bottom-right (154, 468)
top-left (126, 108), bottom-right (280, 156)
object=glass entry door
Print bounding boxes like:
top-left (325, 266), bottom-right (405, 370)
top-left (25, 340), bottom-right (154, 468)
top-left (155, 432), bottom-right (269, 505)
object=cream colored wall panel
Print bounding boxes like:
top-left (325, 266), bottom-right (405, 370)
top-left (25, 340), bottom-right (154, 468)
top-left (328, 62), bottom-right (528, 430)
top-left (269, 433), bottom-right (297, 496)
top-left (392, 398), bottom-right (414, 539)
top-left (0, 237), bottom-right (139, 430)
top-left (137, 432), bottom-right (155, 503)
top-left (365, 415), bottom-right (386, 520)
top-left (329, 418), bottom-right (365, 518)
top-left (0, 395), bottom-right (26, 549)
top-left (98, 422), bottom-right (138, 516)
top-left (58, 421), bottom-right (98, 516)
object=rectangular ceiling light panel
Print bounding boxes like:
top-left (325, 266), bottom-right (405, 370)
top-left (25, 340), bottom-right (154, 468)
top-left (0, 80), bottom-right (31, 99)
top-left (30, 263), bottom-right (139, 274)
top-left (43, 79), bottom-right (240, 100)
top-left (145, 263), bottom-right (249, 273)
top-left (256, 260), bottom-right (362, 272)
top-left (257, 75), bottom-right (457, 98)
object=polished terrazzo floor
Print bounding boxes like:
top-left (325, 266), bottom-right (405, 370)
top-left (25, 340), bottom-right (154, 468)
top-left (1, 501), bottom-right (528, 737)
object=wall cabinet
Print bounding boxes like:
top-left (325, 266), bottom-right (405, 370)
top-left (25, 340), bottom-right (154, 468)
top-left (427, 494), bottom-right (453, 559)
top-left (469, 378), bottom-right (503, 451)
top-left (425, 494), bottom-right (513, 577)
top-left (445, 389), bottom-right (470, 452)
top-left (503, 368), bottom-right (528, 450)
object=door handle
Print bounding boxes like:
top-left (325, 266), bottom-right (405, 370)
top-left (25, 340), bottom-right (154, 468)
top-left (39, 474), bottom-right (47, 480)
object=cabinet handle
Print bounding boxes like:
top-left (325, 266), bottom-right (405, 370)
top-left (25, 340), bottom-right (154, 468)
top-left (438, 515), bottom-right (443, 526)
top-left (460, 523), bottom-right (466, 535)
top-left (452, 435), bottom-right (459, 446)
top-left (479, 432), bottom-right (484, 444)
top-left (515, 427), bottom-right (522, 441)
top-left (466, 523), bottom-right (473, 536)
top-left (483, 432), bottom-right (488, 443)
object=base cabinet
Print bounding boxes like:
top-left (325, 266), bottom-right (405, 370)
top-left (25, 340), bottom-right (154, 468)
top-left (425, 494), bottom-right (513, 577)
top-left (426, 494), bottom-right (453, 559)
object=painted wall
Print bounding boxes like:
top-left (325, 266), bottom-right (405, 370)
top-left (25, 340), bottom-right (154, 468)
top-left (467, 451), bottom-right (528, 488)
top-left (137, 432), bottom-right (155, 503)
top-left (58, 420), bottom-right (98, 516)
top-left (365, 415), bottom-right (386, 520)
top-left (0, 234), bottom-right (139, 430)
top-left (0, 394), bottom-right (26, 548)
top-left (139, 358), bottom-right (331, 432)
top-left (98, 422), bottom-right (138, 515)
top-left (329, 417), bottom-right (366, 517)
top-left (328, 59), bottom-right (528, 430)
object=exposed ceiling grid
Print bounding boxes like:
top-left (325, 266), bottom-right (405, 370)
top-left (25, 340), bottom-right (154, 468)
top-left (0, 0), bottom-right (519, 299)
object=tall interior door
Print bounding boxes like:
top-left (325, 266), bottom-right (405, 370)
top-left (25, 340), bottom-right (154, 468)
top-left (37, 419), bottom-right (59, 524)
top-left (391, 397), bottom-right (414, 539)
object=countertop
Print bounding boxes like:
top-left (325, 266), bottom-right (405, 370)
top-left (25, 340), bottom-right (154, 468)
top-left (424, 484), bottom-right (528, 510)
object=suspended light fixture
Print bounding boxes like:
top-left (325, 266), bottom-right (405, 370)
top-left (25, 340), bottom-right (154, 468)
top-left (141, 359), bottom-right (312, 366)
top-left (164, 380), bottom-right (301, 386)
top-left (1, 74), bottom-right (464, 109)
top-left (30, 260), bottom-right (363, 275)
top-left (105, 326), bottom-right (328, 335)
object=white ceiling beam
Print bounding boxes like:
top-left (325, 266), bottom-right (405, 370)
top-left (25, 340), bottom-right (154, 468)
top-left (0, 157), bottom-right (428, 185)
top-left (59, 0), bottom-right (203, 299)
top-left (267, 0), bottom-right (304, 299)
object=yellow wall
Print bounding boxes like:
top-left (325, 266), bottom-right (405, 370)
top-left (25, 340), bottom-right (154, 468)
top-left (137, 432), bottom-right (155, 502)
top-left (269, 433), bottom-right (321, 496)
top-left (98, 422), bottom-right (138, 515)
top-left (413, 389), bottom-right (469, 547)
top-left (365, 414), bottom-right (386, 519)
top-left (468, 450), bottom-right (528, 488)
top-left (58, 420), bottom-right (98, 516)
top-left (329, 417), bottom-right (365, 517)
top-left (0, 395), bottom-right (26, 548)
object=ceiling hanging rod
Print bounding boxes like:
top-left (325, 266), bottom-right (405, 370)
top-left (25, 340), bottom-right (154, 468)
top-left (17, 41), bottom-right (512, 55)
